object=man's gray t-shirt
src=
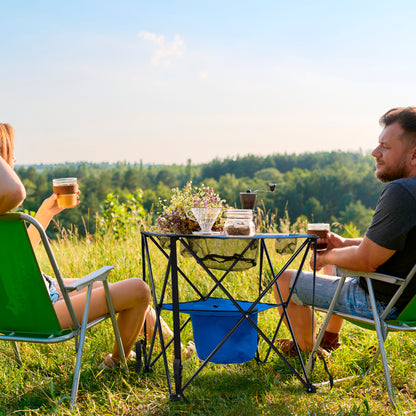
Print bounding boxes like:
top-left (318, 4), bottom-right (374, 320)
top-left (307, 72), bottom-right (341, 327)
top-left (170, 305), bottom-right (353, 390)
top-left (361, 176), bottom-right (416, 310)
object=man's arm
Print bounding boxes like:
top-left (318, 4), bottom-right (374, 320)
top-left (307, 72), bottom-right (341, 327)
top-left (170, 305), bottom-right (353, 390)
top-left (315, 235), bottom-right (395, 272)
top-left (325, 231), bottom-right (363, 249)
top-left (0, 156), bottom-right (26, 214)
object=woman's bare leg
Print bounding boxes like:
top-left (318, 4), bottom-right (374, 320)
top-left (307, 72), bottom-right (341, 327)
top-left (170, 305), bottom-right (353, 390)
top-left (141, 305), bottom-right (173, 341)
top-left (141, 306), bottom-right (195, 359)
top-left (54, 278), bottom-right (150, 362)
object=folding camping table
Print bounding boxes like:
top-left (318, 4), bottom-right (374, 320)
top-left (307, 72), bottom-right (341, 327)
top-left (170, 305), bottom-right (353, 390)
top-left (139, 231), bottom-right (318, 401)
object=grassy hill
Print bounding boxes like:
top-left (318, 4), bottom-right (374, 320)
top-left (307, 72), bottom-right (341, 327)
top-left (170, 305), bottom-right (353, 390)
top-left (0, 224), bottom-right (414, 415)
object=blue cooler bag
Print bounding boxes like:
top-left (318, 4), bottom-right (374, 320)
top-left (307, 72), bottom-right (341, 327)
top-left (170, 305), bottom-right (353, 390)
top-left (163, 297), bottom-right (276, 364)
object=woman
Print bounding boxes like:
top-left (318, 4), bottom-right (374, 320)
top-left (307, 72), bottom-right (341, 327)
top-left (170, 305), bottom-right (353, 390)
top-left (0, 123), bottom-right (193, 369)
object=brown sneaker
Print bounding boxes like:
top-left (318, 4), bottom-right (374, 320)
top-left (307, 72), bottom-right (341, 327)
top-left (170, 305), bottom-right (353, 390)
top-left (276, 339), bottom-right (298, 357)
top-left (276, 338), bottom-right (330, 359)
top-left (319, 331), bottom-right (341, 352)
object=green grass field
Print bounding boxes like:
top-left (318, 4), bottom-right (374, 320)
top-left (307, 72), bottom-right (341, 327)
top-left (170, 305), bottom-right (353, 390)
top-left (1, 228), bottom-right (415, 415)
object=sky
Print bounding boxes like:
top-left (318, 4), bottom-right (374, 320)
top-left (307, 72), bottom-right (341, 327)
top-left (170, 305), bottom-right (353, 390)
top-left (1, 0), bottom-right (416, 166)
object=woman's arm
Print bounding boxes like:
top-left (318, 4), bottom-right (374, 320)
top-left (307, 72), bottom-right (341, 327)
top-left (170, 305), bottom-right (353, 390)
top-left (27, 191), bottom-right (80, 248)
top-left (0, 156), bottom-right (26, 214)
top-left (27, 194), bottom-right (64, 248)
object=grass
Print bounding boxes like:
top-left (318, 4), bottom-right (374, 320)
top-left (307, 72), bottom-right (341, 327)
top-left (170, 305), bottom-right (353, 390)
top-left (1, 227), bottom-right (416, 415)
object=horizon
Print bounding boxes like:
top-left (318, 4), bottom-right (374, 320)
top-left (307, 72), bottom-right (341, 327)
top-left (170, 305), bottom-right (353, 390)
top-left (14, 147), bottom-right (374, 169)
top-left (2, 1), bottom-right (415, 165)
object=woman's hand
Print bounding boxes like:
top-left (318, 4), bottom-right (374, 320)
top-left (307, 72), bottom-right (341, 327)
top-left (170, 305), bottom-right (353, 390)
top-left (38, 194), bottom-right (64, 217)
top-left (27, 192), bottom-right (80, 248)
top-left (38, 192), bottom-right (81, 217)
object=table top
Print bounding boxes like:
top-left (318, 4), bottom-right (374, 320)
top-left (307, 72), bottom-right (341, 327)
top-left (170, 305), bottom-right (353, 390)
top-left (141, 231), bottom-right (314, 239)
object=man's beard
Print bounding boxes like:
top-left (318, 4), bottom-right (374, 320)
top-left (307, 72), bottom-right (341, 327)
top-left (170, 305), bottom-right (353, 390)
top-left (375, 161), bottom-right (409, 182)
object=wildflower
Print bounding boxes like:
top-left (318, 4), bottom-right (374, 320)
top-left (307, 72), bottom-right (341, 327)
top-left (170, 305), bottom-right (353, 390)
top-left (154, 182), bottom-right (225, 234)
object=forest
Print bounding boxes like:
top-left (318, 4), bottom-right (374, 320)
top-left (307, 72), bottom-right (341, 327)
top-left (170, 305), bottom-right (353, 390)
top-left (15, 150), bottom-right (383, 237)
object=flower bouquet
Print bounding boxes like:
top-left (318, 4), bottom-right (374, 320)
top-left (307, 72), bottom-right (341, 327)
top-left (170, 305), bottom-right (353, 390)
top-left (154, 182), bottom-right (259, 270)
top-left (155, 182), bottom-right (224, 234)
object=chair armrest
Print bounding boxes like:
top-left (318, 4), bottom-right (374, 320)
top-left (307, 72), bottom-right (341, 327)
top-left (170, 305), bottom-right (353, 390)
top-left (65, 266), bottom-right (115, 292)
top-left (337, 266), bottom-right (404, 285)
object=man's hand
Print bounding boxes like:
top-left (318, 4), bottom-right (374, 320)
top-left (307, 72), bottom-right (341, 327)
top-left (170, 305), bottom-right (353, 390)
top-left (309, 250), bottom-right (329, 271)
top-left (325, 232), bottom-right (346, 250)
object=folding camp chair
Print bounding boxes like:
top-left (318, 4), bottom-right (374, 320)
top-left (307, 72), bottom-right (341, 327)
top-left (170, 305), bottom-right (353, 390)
top-left (0, 212), bottom-right (128, 408)
top-left (306, 264), bottom-right (416, 406)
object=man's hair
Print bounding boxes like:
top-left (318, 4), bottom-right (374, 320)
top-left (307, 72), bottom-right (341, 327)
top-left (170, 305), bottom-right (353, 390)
top-left (380, 107), bottom-right (416, 146)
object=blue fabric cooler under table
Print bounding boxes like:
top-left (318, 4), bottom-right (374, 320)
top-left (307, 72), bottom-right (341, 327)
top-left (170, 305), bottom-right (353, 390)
top-left (163, 297), bottom-right (276, 364)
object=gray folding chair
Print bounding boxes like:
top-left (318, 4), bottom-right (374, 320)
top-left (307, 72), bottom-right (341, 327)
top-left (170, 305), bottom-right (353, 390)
top-left (306, 264), bottom-right (416, 406)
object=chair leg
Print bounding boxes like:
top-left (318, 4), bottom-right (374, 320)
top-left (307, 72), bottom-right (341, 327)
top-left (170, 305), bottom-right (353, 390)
top-left (366, 279), bottom-right (396, 406)
top-left (308, 276), bottom-right (396, 406)
top-left (373, 333), bottom-right (395, 404)
top-left (11, 341), bottom-right (22, 366)
top-left (102, 280), bottom-right (128, 373)
top-left (70, 285), bottom-right (95, 409)
top-left (306, 276), bottom-right (346, 376)
top-left (370, 333), bottom-right (395, 405)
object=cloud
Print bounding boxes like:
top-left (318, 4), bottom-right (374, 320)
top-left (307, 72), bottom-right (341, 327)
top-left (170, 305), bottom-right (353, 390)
top-left (139, 31), bottom-right (185, 67)
top-left (198, 71), bottom-right (208, 80)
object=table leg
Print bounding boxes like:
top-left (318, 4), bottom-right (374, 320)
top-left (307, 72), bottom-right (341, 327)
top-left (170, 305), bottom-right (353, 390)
top-left (306, 275), bottom-right (346, 376)
top-left (170, 237), bottom-right (184, 400)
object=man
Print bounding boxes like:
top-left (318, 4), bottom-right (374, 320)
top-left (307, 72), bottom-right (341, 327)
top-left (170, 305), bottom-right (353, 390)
top-left (274, 107), bottom-right (416, 356)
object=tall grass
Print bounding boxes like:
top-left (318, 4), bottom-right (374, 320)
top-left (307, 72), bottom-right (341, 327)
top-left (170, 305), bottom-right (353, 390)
top-left (1, 216), bottom-right (416, 415)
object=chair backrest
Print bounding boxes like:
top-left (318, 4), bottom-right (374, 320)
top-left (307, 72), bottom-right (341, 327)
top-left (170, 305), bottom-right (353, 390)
top-left (396, 294), bottom-right (416, 324)
top-left (387, 262), bottom-right (416, 325)
top-left (0, 213), bottom-right (65, 337)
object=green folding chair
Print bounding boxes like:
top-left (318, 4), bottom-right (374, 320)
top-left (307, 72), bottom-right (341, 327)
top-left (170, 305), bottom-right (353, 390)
top-left (306, 264), bottom-right (416, 406)
top-left (0, 212), bottom-right (128, 408)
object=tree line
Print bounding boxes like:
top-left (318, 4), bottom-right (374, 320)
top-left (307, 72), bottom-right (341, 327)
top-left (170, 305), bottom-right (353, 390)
top-left (16, 151), bottom-right (383, 237)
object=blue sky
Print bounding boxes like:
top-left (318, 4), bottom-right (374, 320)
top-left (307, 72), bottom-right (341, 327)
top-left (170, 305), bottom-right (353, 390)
top-left (1, 0), bottom-right (416, 165)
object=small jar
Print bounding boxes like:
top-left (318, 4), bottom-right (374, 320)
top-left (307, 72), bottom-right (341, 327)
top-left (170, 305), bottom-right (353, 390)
top-left (224, 209), bottom-right (255, 237)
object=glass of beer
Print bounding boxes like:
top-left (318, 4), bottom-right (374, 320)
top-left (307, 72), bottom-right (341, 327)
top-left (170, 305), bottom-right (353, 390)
top-left (307, 223), bottom-right (330, 251)
top-left (52, 178), bottom-right (78, 208)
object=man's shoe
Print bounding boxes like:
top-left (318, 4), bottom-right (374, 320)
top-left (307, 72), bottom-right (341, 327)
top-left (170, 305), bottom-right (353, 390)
top-left (276, 339), bottom-right (298, 357)
top-left (320, 331), bottom-right (341, 352)
top-left (276, 338), bottom-right (331, 359)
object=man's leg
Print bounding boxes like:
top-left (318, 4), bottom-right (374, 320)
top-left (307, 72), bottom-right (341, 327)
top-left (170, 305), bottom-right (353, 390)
top-left (320, 265), bottom-right (343, 350)
top-left (273, 270), bottom-right (316, 352)
top-left (274, 268), bottom-right (344, 353)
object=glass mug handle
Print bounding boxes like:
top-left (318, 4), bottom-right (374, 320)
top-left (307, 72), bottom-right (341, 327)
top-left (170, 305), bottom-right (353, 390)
top-left (186, 209), bottom-right (197, 221)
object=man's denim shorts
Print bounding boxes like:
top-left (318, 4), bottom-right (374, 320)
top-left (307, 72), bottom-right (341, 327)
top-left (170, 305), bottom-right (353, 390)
top-left (289, 270), bottom-right (399, 320)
